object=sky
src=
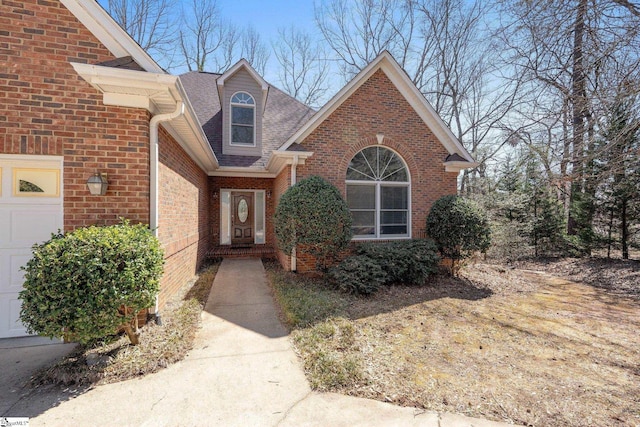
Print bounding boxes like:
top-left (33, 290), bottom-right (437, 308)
top-left (217, 0), bottom-right (316, 42)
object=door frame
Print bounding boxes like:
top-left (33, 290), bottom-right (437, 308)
top-left (219, 189), bottom-right (266, 246)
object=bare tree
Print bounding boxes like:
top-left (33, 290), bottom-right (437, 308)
top-left (273, 27), bottom-right (329, 108)
top-left (178, 0), bottom-right (238, 72)
top-left (315, 0), bottom-right (522, 192)
top-left (497, 0), bottom-right (640, 245)
top-left (104, 0), bottom-right (175, 68)
top-left (241, 26), bottom-right (270, 75)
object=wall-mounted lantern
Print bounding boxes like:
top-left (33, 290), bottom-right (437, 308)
top-left (86, 172), bottom-right (108, 196)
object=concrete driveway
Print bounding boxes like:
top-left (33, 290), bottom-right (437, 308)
top-left (1, 258), bottom-right (518, 426)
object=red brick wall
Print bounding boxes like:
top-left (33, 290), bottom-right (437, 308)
top-left (157, 126), bottom-right (211, 308)
top-left (0, 0), bottom-right (151, 229)
top-left (294, 69), bottom-right (459, 271)
top-left (210, 176), bottom-right (275, 246)
top-left (273, 166), bottom-right (291, 270)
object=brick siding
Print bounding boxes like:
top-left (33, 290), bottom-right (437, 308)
top-left (292, 69), bottom-right (459, 271)
top-left (157, 126), bottom-right (212, 307)
top-left (210, 176), bottom-right (276, 247)
top-left (0, 0), bottom-right (151, 229)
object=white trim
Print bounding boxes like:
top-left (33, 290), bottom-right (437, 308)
top-left (219, 189), bottom-right (267, 246)
top-left (217, 59), bottom-right (269, 110)
top-left (345, 146), bottom-right (412, 240)
top-left (71, 63), bottom-right (219, 173)
top-left (210, 168), bottom-right (277, 178)
top-left (229, 91), bottom-right (256, 147)
top-left (278, 51), bottom-right (475, 166)
top-left (60, 0), bottom-right (163, 73)
top-left (444, 160), bottom-right (479, 173)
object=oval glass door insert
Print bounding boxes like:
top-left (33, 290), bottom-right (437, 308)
top-left (238, 199), bottom-right (249, 223)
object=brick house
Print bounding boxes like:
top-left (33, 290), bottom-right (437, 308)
top-left (0, 0), bottom-right (476, 338)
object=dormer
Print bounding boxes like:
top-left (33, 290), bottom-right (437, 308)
top-left (217, 59), bottom-right (268, 156)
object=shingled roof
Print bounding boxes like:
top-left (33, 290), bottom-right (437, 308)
top-left (179, 71), bottom-right (315, 168)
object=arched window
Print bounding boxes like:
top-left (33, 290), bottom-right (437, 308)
top-left (346, 146), bottom-right (410, 238)
top-left (230, 91), bottom-right (255, 146)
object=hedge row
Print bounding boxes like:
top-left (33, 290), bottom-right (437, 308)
top-left (327, 239), bottom-right (440, 295)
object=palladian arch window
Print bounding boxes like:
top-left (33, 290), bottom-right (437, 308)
top-left (230, 91), bottom-right (255, 146)
top-left (346, 146), bottom-right (410, 238)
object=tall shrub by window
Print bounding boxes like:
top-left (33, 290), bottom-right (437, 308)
top-left (230, 91), bottom-right (255, 146)
top-left (346, 146), bottom-right (410, 238)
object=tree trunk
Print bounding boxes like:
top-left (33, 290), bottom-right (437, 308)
top-left (567, 0), bottom-right (588, 236)
top-left (621, 199), bottom-right (629, 259)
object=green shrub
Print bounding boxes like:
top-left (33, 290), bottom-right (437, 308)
top-left (356, 239), bottom-right (440, 285)
top-left (19, 221), bottom-right (164, 345)
top-left (426, 195), bottom-right (491, 275)
top-left (327, 255), bottom-right (387, 295)
top-left (275, 176), bottom-right (352, 270)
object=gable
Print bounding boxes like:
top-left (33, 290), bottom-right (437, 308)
top-left (279, 51), bottom-right (476, 171)
top-left (221, 68), bottom-right (264, 156)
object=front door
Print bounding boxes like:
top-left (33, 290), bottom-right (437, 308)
top-left (231, 192), bottom-right (254, 245)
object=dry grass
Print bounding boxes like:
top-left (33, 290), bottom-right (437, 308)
top-left (31, 262), bottom-right (219, 387)
top-left (270, 260), bottom-right (640, 427)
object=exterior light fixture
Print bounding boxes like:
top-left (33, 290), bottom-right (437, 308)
top-left (86, 172), bottom-right (108, 196)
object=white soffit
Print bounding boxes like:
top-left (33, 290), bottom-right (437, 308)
top-left (60, 0), bottom-right (163, 73)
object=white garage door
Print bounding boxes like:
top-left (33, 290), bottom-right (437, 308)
top-left (0, 155), bottom-right (63, 338)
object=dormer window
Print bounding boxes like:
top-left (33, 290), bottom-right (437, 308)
top-left (230, 92), bottom-right (255, 146)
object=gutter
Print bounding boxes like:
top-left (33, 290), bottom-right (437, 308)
top-left (290, 155), bottom-right (299, 272)
top-left (149, 101), bottom-right (185, 323)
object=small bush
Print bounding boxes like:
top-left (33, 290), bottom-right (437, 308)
top-left (327, 255), bottom-right (387, 295)
top-left (426, 195), bottom-right (491, 275)
top-left (274, 176), bottom-right (352, 270)
top-left (356, 239), bottom-right (440, 285)
top-left (20, 221), bottom-right (164, 345)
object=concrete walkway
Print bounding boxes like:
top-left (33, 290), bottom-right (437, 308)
top-left (5, 258), bottom-right (518, 426)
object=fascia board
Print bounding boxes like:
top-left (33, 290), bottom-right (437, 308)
top-left (60, 0), bottom-right (163, 73)
top-left (265, 151), bottom-right (313, 175)
top-left (209, 167), bottom-right (277, 178)
top-left (280, 51), bottom-right (475, 164)
top-left (71, 63), bottom-right (219, 172)
top-left (444, 161), bottom-right (479, 172)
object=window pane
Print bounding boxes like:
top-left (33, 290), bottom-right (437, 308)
top-left (347, 152), bottom-right (375, 180)
top-left (381, 156), bottom-right (408, 181)
top-left (381, 210), bottom-right (407, 225)
top-left (231, 92), bottom-right (255, 104)
top-left (351, 211), bottom-right (375, 236)
top-left (232, 106), bottom-right (253, 125)
top-left (255, 191), bottom-right (265, 244)
top-left (381, 225), bottom-right (407, 235)
top-left (347, 185), bottom-right (375, 209)
top-left (232, 125), bottom-right (253, 145)
top-left (381, 186), bottom-right (408, 209)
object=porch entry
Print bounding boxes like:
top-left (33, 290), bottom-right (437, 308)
top-left (220, 189), bottom-right (266, 246)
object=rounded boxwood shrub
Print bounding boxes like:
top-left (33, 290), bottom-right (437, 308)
top-left (327, 255), bottom-right (387, 295)
top-left (275, 175), bottom-right (352, 270)
top-left (356, 239), bottom-right (440, 285)
top-left (426, 195), bottom-right (491, 274)
top-left (19, 221), bottom-right (164, 345)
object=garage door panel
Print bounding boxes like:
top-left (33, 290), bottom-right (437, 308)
top-left (10, 253), bottom-right (31, 289)
top-left (8, 297), bottom-right (27, 336)
top-left (0, 155), bottom-right (63, 339)
top-left (10, 209), bottom-right (61, 246)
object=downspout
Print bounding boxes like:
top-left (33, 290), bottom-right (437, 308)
top-left (290, 155), bottom-right (299, 272)
top-left (149, 101), bottom-right (184, 324)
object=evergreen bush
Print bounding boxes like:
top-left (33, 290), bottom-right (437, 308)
top-left (274, 176), bottom-right (352, 270)
top-left (19, 221), bottom-right (164, 345)
top-left (327, 255), bottom-right (387, 295)
top-left (356, 239), bottom-right (440, 285)
top-left (426, 195), bottom-right (491, 274)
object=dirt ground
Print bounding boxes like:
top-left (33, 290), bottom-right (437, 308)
top-left (335, 259), bottom-right (640, 426)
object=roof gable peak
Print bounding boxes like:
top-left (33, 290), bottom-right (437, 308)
top-left (216, 59), bottom-right (268, 91)
top-left (279, 51), bottom-right (475, 165)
